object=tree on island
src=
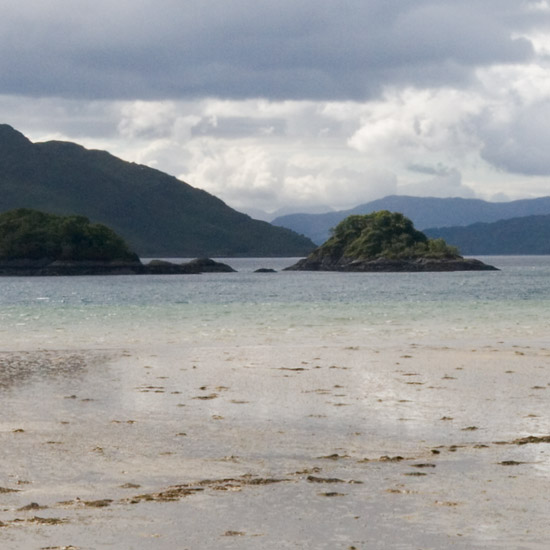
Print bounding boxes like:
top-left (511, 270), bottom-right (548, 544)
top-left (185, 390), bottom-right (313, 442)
top-left (317, 211), bottom-right (460, 261)
top-left (285, 211), bottom-right (497, 271)
top-left (0, 208), bottom-right (139, 262)
top-left (0, 208), bottom-right (238, 275)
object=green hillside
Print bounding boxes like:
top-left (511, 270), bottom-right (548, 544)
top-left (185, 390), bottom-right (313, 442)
top-left (0, 124), bottom-right (315, 257)
top-left (0, 208), bottom-right (139, 262)
top-left (311, 211), bottom-right (459, 262)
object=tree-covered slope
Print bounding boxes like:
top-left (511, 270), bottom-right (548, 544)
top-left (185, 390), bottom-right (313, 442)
top-left (0, 208), bottom-right (139, 262)
top-left (425, 214), bottom-right (550, 254)
top-left (309, 211), bottom-right (459, 263)
top-left (0, 124), bottom-right (315, 256)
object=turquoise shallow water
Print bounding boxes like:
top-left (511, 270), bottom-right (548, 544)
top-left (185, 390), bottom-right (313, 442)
top-left (1, 256), bottom-right (550, 350)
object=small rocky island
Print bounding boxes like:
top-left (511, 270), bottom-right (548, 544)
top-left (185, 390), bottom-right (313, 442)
top-left (0, 209), bottom-right (235, 275)
top-left (284, 211), bottom-right (498, 272)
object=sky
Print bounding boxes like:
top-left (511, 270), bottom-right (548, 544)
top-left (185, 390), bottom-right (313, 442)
top-left (2, 0), bottom-right (550, 219)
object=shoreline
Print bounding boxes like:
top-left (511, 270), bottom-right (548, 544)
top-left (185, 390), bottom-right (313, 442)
top-left (2, 256), bottom-right (549, 548)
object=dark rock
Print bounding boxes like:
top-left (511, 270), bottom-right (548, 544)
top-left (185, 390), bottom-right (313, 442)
top-left (0, 259), bottom-right (145, 276)
top-left (254, 268), bottom-right (277, 273)
top-left (0, 258), bottom-right (236, 276)
top-left (284, 256), bottom-right (498, 272)
top-left (184, 258), bottom-right (236, 273)
top-left (144, 259), bottom-right (201, 274)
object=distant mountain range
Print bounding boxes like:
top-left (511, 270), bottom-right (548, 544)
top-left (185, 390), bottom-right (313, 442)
top-left (0, 124), bottom-right (315, 257)
top-left (272, 195), bottom-right (550, 246)
top-left (425, 215), bottom-right (550, 255)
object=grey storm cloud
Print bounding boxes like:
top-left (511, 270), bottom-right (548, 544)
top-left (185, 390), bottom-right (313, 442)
top-left (477, 99), bottom-right (550, 176)
top-left (191, 117), bottom-right (287, 139)
top-left (0, 0), bottom-right (538, 101)
top-left (407, 163), bottom-right (456, 177)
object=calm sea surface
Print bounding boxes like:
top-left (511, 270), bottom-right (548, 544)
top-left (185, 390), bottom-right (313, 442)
top-left (1, 256), bottom-right (550, 351)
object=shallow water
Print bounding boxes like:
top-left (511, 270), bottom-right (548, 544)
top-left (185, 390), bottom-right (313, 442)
top-left (1, 255), bottom-right (550, 351)
top-left (1, 256), bottom-right (549, 548)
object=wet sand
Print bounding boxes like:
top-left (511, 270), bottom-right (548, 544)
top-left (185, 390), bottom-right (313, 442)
top-left (1, 338), bottom-right (549, 549)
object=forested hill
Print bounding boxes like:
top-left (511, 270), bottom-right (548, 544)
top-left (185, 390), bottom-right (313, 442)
top-left (425, 214), bottom-right (550, 255)
top-left (0, 124), bottom-right (315, 257)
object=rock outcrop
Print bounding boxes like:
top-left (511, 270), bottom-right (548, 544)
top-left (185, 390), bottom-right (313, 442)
top-left (0, 257), bottom-right (235, 276)
top-left (285, 256), bottom-right (497, 272)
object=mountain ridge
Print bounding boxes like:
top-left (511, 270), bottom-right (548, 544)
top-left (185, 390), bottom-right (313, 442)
top-left (0, 124), bottom-right (315, 257)
top-left (272, 195), bottom-right (550, 245)
top-left (425, 214), bottom-right (550, 255)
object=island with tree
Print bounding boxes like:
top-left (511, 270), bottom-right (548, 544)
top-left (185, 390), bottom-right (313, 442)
top-left (284, 211), bottom-right (498, 272)
top-left (0, 209), bottom-right (234, 275)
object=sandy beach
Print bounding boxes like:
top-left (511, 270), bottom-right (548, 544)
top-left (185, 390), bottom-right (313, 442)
top-left (1, 333), bottom-right (549, 549)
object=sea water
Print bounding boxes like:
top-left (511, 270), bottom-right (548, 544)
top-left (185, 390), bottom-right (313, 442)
top-left (1, 255), bottom-right (550, 351)
top-left (1, 256), bottom-right (550, 549)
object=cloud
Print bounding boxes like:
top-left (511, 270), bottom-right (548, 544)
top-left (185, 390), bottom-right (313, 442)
top-left (399, 166), bottom-right (476, 198)
top-left (1, 79), bottom-right (547, 216)
top-left (464, 58), bottom-right (550, 177)
top-left (117, 101), bottom-right (179, 139)
top-left (467, 58), bottom-right (550, 177)
top-left (477, 99), bottom-right (550, 175)
top-left (180, 141), bottom-right (281, 208)
top-left (0, 1), bottom-right (535, 101)
top-left (190, 116), bottom-right (286, 139)
top-left (177, 132), bottom-right (398, 213)
top-left (348, 87), bottom-right (484, 166)
top-left (1, 1), bottom-right (550, 215)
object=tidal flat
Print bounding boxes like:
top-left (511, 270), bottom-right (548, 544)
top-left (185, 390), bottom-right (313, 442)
top-left (1, 338), bottom-right (549, 549)
top-left (1, 257), bottom-right (550, 548)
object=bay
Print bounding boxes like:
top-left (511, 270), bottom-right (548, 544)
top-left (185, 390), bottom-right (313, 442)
top-left (1, 255), bottom-right (550, 351)
top-left (1, 256), bottom-right (549, 549)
